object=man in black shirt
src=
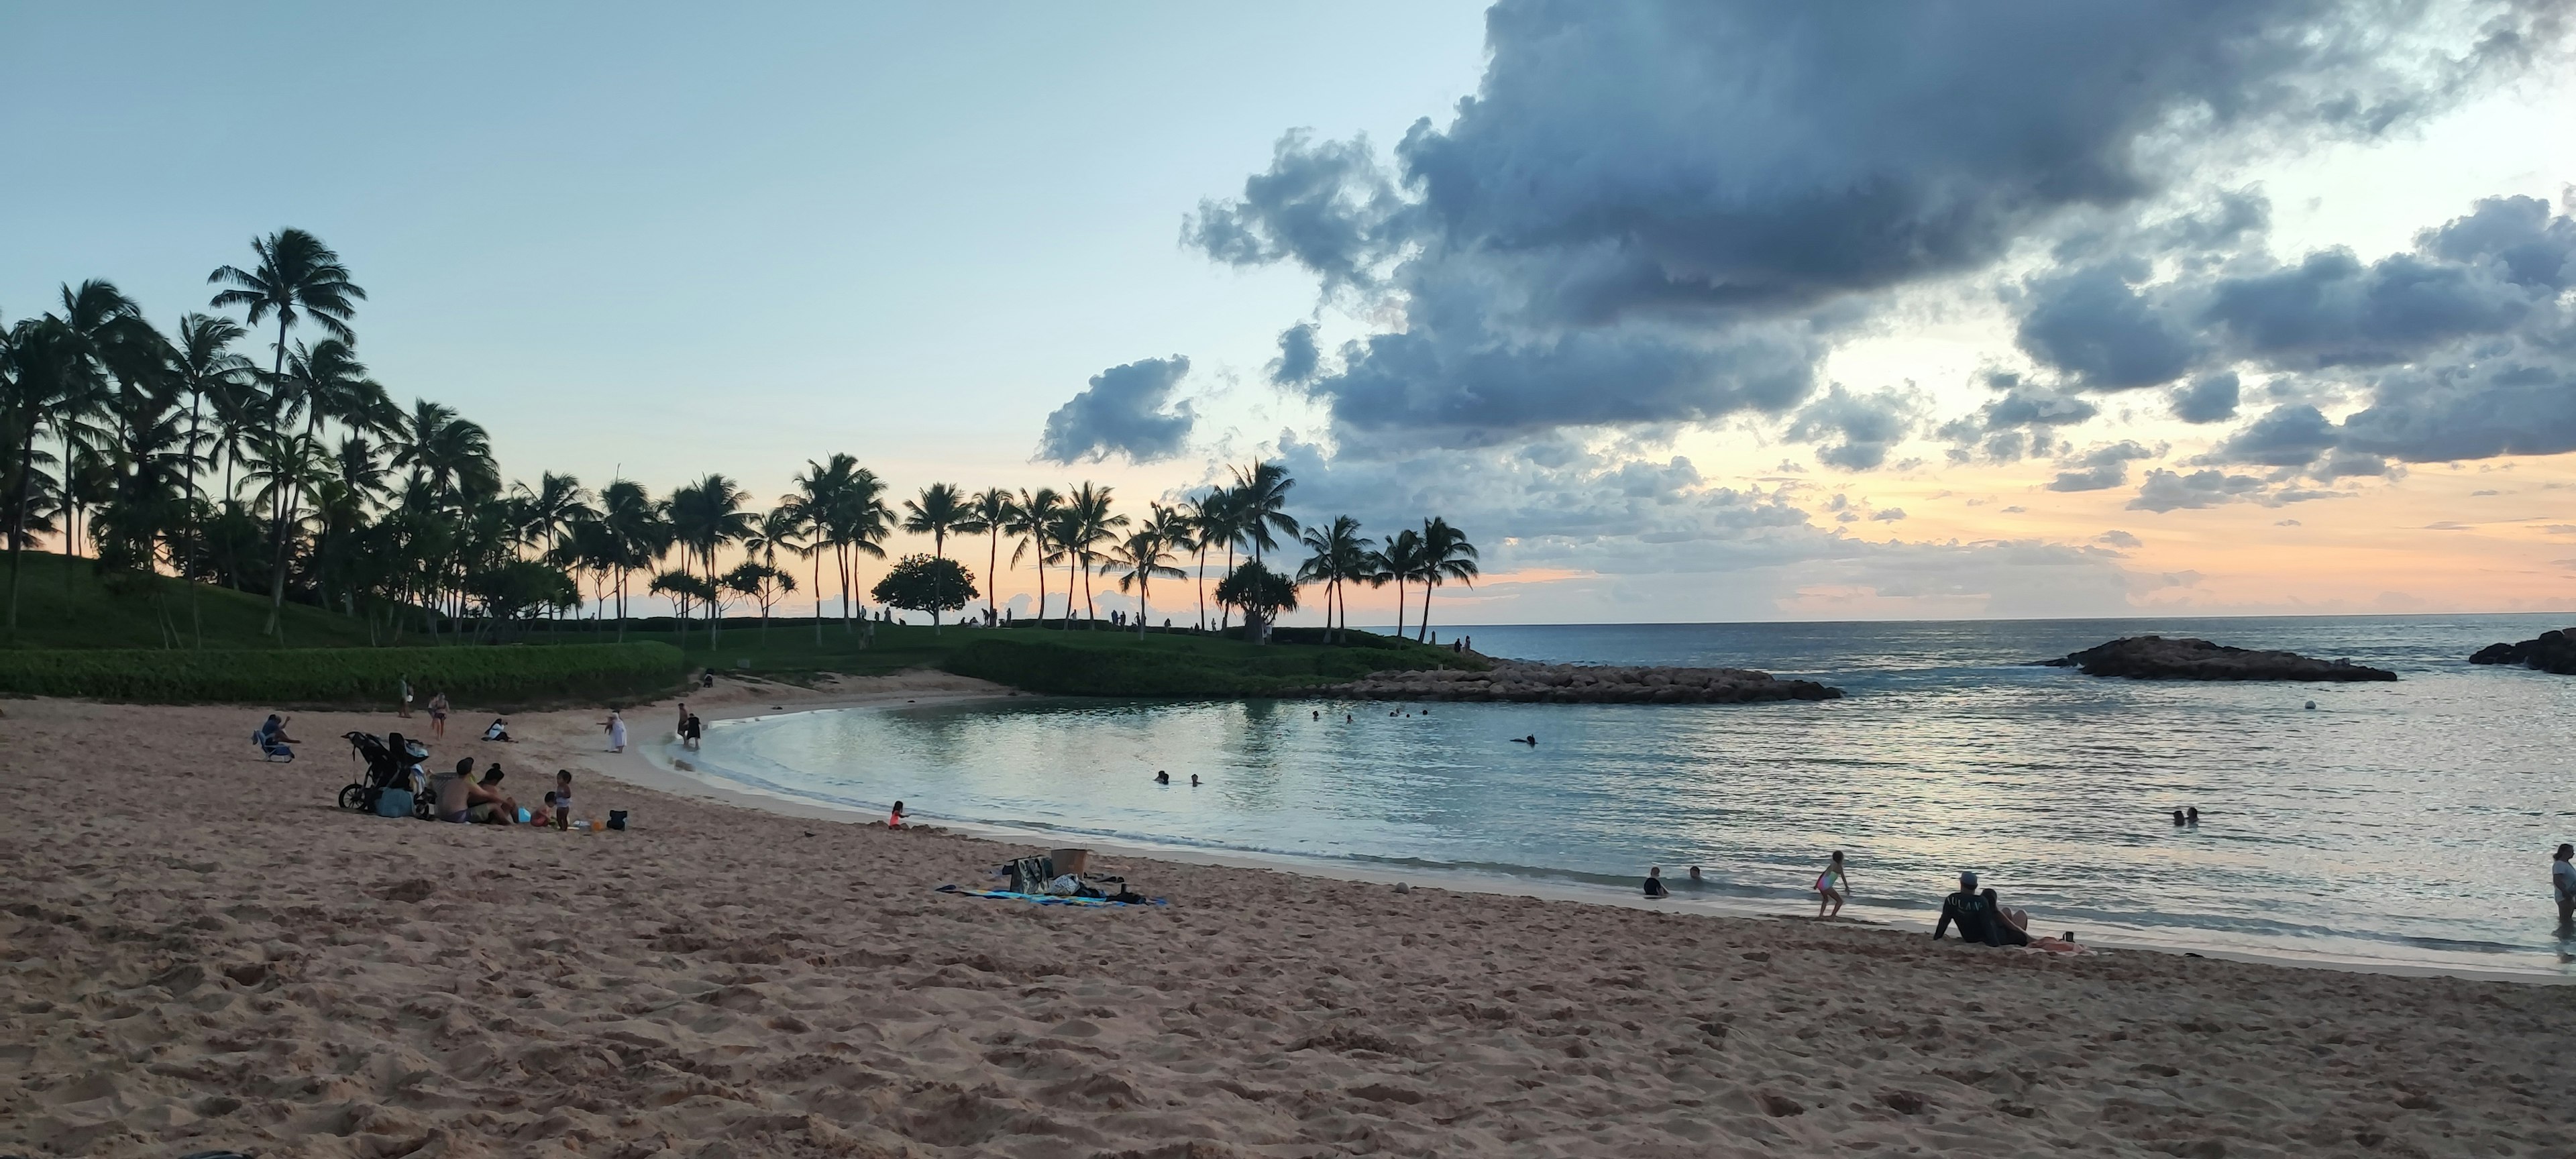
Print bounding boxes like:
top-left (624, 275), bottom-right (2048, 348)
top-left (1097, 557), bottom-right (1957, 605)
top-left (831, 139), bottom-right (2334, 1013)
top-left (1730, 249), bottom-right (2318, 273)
top-left (1643, 866), bottom-right (1670, 899)
top-left (1933, 871), bottom-right (2001, 946)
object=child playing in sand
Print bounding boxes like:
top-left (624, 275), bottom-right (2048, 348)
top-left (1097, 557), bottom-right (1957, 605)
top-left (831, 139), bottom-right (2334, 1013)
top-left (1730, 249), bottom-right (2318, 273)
top-left (543, 769), bottom-right (574, 830)
top-left (888, 801), bottom-right (908, 829)
top-left (1815, 850), bottom-right (1851, 918)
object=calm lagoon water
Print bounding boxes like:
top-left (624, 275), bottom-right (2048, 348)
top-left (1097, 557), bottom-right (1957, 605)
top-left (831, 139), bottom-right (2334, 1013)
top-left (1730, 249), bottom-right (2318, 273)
top-left (677, 614), bottom-right (2576, 975)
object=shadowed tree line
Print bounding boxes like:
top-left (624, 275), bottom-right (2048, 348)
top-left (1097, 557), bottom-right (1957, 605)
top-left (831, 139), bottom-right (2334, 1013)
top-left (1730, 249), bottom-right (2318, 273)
top-left (2, 229), bottom-right (1477, 648)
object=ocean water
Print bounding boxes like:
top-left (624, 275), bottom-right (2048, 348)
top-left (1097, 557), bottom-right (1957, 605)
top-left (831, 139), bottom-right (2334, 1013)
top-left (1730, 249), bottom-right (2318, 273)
top-left (676, 614), bottom-right (2576, 975)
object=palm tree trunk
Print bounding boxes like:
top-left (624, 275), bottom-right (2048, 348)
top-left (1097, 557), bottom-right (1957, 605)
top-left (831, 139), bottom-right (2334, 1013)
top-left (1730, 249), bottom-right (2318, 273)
top-left (1220, 544), bottom-right (1236, 630)
top-left (1194, 545), bottom-right (1208, 630)
top-left (987, 530), bottom-right (1000, 623)
top-left (1136, 577), bottom-right (1148, 637)
top-left (1419, 580), bottom-right (1434, 643)
top-left (1032, 536), bottom-right (1047, 628)
top-left (3, 420), bottom-right (43, 634)
top-left (812, 551), bottom-right (823, 645)
top-left (1393, 576), bottom-right (1407, 639)
top-left (258, 318), bottom-right (292, 637)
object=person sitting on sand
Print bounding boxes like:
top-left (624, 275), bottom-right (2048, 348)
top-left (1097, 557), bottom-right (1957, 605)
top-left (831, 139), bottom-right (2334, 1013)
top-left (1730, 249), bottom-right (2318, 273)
top-left (468, 764), bottom-right (525, 824)
top-left (888, 800), bottom-right (908, 829)
top-left (483, 716), bottom-right (515, 743)
top-left (1815, 850), bottom-right (1851, 918)
top-left (430, 757), bottom-right (478, 823)
top-left (1981, 888), bottom-right (2032, 947)
top-left (1933, 872), bottom-right (2003, 946)
top-left (1643, 866), bottom-right (1670, 899)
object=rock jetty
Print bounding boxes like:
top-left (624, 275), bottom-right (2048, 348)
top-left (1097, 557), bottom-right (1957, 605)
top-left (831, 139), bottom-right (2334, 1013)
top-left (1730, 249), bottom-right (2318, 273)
top-left (2469, 628), bottom-right (2576, 675)
top-left (1302, 661), bottom-right (1843, 703)
top-left (2041, 636), bottom-right (2396, 681)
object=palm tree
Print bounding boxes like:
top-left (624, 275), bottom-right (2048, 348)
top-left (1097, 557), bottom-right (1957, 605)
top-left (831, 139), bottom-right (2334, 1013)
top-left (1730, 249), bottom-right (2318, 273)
top-left (599, 479), bottom-right (668, 639)
top-left (1214, 560), bottom-right (1299, 644)
top-left (901, 482), bottom-right (967, 561)
top-left (649, 567), bottom-right (713, 647)
top-left (790, 454), bottom-right (892, 632)
top-left (388, 399), bottom-right (497, 499)
top-left (1108, 518), bottom-right (1187, 637)
top-left (239, 428), bottom-right (333, 639)
top-left (665, 474), bottom-right (756, 645)
top-left (1008, 486), bottom-right (1062, 626)
top-left (1189, 486), bottom-right (1250, 630)
top-left (1063, 482), bottom-right (1126, 627)
top-left (208, 230), bottom-right (363, 636)
top-left (957, 487), bottom-right (1017, 623)
top-left (743, 506), bottom-right (806, 639)
top-left (1412, 516), bottom-right (1480, 642)
top-left (1374, 527), bottom-right (1424, 640)
top-left (1297, 515), bottom-right (1374, 642)
top-left (279, 339), bottom-right (388, 437)
top-left (3, 317), bottom-right (94, 631)
top-left (164, 313), bottom-right (250, 610)
top-left (1228, 461), bottom-right (1299, 563)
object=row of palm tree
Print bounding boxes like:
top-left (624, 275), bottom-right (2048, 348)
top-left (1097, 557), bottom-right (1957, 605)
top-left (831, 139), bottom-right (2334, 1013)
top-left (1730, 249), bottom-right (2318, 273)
top-left (1, 227), bottom-right (1483, 647)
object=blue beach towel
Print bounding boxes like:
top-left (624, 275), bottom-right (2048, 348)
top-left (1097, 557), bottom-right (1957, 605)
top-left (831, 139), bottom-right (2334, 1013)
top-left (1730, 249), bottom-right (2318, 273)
top-left (934, 884), bottom-right (1166, 907)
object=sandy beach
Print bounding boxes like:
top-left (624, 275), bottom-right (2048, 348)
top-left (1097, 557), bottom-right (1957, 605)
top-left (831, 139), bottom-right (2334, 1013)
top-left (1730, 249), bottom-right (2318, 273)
top-left (7, 682), bottom-right (2575, 1159)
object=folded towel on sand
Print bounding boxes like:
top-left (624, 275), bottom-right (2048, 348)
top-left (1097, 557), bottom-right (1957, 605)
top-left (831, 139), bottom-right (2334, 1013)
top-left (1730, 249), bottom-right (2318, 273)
top-left (935, 884), bottom-right (1165, 907)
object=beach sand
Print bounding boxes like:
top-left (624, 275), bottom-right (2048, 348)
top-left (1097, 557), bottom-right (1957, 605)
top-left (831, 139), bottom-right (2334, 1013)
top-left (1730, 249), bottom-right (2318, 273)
top-left (6, 683), bottom-right (2574, 1158)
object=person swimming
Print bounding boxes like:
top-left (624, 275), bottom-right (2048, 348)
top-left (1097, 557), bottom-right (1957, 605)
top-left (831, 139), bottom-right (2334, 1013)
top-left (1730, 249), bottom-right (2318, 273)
top-left (1189, 774), bottom-right (1201, 787)
top-left (1511, 734), bottom-right (1538, 745)
top-left (1155, 770), bottom-right (1171, 785)
top-left (1686, 865), bottom-right (1704, 884)
top-left (1642, 866), bottom-right (1669, 899)
top-left (2186, 806), bottom-right (2199, 825)
top-left (2172, 808), bottom-right (2187, 826)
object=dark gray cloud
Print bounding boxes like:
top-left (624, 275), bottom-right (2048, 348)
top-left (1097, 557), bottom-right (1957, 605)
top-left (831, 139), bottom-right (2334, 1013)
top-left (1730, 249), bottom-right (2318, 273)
top-left (2047, 440), bottom-right (2159, 492)
top-left (1036, 355), bottom-right (1195, 464)
top-left (2015, 262), bottom-right (2199, 389)
top-left (1788, 385), bottom-right (1919, 471)
top-left (2209, 404), bottom-right (2339, 467)
top-left (1191, 1), bottom-right (2547, 449)
top-left (2170, 372), bottom-right (2242, 423)
top-left (1267, 323), bottom-right (1322, 386)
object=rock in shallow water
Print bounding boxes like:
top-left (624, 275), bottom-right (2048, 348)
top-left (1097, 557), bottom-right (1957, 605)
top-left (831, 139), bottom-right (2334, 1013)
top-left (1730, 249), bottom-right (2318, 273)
top-left (1298, 661), bottom-right (1843, 703)
top-left (2467, 628), bottom-right (2576, 674)
top-left (2040, 636), bottom-right (2396, 681)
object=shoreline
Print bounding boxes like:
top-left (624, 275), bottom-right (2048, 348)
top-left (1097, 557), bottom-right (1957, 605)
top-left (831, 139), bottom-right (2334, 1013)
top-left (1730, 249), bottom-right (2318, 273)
top-left (586, 681), bottom-right (2576, 988)
top-left (11, 688), bottom-right (2576, 1156)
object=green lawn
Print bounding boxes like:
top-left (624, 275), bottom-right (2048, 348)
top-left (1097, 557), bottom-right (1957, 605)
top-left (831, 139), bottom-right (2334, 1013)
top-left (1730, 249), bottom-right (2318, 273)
top-left (0, 553), bottom-right (382, 649)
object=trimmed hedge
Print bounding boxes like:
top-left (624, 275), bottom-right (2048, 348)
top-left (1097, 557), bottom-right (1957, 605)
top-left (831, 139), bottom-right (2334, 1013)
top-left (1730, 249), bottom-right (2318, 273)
top-left (0, 643), bottom-right (684, 706)
top-left (938, 634), bottom-right (1471, 698)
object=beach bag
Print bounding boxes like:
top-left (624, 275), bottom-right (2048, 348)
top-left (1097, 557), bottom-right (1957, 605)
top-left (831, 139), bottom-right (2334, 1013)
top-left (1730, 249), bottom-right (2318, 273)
top-left (608, 810), bottom-right (629, 831)
top-left (374, 788), bottom-right (415, 819)
top-left (1006, 855), bottom-right (1053, 893)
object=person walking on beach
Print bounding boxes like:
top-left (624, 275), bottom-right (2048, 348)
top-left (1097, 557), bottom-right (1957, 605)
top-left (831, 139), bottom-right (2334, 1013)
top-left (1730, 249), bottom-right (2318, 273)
top-left (1815, 850), bottom-right (1851, 918)
top-left (603, 709), bottom-right (627, 753)
top-left (428, 692), bottom-right (449, 739)
top-left (2554, 844), bottom-right (2575, 933)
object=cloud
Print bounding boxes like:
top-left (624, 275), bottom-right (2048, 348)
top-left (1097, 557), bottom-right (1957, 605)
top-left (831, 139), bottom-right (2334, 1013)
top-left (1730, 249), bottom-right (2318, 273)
top-left (1939, 374), bottom-right (2101, 463)
top-left (2169, 372), bottom-right (2242, 424)
top-left (1188, 1), bottom-right (2551, 452)
top-left (1870, 508), bottom-right (1909, 522)
top-left (1268, 323), bottom-right (1322, 386)
top-left (2097, 529), bottom-right (2143, 549)
top-left (2207, 404), bottom-right (2340, 467)
top-left (2047, 439), bottom-right (2159, 492)
top-left (2129, 467), bottom-right (2265, 512)
top-left (1036, 356), bottom-right (1195, 464)
top-left (2015, 262), bottom-right (2199, 389)
top-left (1788, 384), bottom-right (1921, 471)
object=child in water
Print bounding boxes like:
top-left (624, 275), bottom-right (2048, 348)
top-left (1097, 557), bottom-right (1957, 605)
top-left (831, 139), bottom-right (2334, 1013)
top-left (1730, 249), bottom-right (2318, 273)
top-left (1815, 850), bottom-right (1851, 918)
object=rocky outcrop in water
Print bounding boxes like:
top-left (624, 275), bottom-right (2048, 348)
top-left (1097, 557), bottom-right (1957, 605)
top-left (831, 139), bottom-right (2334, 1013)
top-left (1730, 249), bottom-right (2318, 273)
top-left (2040, 636), bottom-right (2396, 681)
top-left (2468, 628), bottom-right (2576, 675)
top-left (1302, 661), bottom-right (1843, 703)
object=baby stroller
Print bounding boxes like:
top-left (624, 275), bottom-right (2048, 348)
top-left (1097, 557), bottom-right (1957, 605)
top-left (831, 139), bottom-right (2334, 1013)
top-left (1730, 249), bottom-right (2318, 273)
top-left (338, 730), bottom-right (433, 819)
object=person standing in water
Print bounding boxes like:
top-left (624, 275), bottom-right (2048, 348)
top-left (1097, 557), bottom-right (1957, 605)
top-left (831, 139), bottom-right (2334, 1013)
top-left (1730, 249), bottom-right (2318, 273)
top-left (2554, 844), bottom-right (2575, 933)
top-left (1815, 850), bottom-right (1851, 918)
top-left (1643, 866), bottom-right (1670, 899)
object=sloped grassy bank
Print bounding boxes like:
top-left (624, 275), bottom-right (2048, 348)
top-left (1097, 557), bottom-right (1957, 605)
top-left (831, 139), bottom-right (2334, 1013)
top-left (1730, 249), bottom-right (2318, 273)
top-left (0, 642), bottom-right (685, 706)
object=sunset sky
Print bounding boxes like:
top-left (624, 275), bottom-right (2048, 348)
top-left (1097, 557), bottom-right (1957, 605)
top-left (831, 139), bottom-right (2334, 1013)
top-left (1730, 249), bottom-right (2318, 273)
top-left (6, 2), bottom-right (2573, 624)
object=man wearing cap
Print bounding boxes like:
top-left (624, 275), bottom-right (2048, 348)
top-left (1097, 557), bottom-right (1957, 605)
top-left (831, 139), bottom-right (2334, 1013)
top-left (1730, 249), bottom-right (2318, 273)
top-left (1933, 871), bottom-right (2003, 946)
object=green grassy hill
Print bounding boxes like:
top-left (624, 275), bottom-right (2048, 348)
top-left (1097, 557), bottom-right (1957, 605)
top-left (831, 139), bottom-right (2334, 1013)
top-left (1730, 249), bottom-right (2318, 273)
top-left (0, 554), bottom-right (1479, 701)
top-left (0, 553), bottom-right (386, 649)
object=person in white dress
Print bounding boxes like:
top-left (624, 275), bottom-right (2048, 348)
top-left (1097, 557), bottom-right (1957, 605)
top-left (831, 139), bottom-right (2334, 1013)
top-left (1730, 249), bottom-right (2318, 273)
top-left (604, 710), bottom-right (628, 753)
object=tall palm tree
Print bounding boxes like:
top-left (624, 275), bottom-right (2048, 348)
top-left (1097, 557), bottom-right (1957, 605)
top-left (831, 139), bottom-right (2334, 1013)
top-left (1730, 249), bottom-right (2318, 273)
top-left (599, 479), bottom-right (668, 639)
top-left (1063, 482), bottom-right (1126, 627)
top-left (164, 313), bottom-right (250, 604)
top-left (1412, 516), bottom-right (1480, 642)
top-left (790, 454), bottom-right (892, 632)
top-left (665, 474), bottom-right (756, 645)
top-left (901, 482), bottom-right (967, 561)
top-left (1297, 515), bottom-right (1374, 642)
top-left (209, 230), bottom-right (363, 637)
top-left (207, 228), bottom-right (364, 387)
top-left (279, 339), bottom-right (388, 438)
top-left (957, 487), bottom-right (1017, 623)
top-left (1109, 513), bottom-right (1187, 637)
top-left (743, 506), bottom-right (806, 639)
top-left (1189, 486), bottom-right (1249, 630)
top-left (511, 472), bottom-right (594, 563)
top-left (1008, 486), bottom-right (1063, 626)
top-left (1228, 460), bottom-right (1299, 563)
top-left (1373, 527), bottom-right (1425, 641)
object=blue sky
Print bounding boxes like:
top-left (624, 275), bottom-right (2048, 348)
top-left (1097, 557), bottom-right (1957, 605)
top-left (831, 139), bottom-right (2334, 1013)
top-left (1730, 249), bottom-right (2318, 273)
top-left (8, 4), bottom-right (2576, 624)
